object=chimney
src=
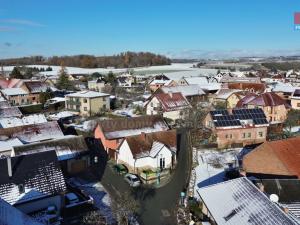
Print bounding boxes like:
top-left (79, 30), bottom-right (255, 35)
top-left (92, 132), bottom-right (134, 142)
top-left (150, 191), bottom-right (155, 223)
top-left (7, 157), bottom-right (12, 177)
top-left (141, 132), bottom-right (146, 141)
top-left (168, 91), bottom-right (173, 98)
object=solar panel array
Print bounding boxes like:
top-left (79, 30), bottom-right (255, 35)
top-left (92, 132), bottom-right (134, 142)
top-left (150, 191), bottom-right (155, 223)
top-left (211, 108), bottom-right (268, 128)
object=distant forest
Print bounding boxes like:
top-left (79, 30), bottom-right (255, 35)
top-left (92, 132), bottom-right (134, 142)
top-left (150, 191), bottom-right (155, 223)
top-left (262, 62), bottom-right (300, 71)
top-left (0, 52), bottom-right (171, 68)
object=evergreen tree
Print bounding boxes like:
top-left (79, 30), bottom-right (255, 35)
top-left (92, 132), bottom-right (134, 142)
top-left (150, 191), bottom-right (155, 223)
top-left (10, 67), bottom-right (23, 79)
top-left (56, 65), bottom-right (74, 90)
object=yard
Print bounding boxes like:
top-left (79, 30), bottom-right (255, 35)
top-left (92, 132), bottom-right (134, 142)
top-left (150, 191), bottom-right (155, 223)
top-left (193, 148), bottom-right (242, 199)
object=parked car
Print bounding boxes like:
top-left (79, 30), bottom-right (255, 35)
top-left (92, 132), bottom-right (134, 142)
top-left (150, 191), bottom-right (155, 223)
top-left (113, 164), bottom-right (128, 175)
top-left (65, 192), bottom-right (80, 205)
top-left (124, 173), bottom-right (141, 187)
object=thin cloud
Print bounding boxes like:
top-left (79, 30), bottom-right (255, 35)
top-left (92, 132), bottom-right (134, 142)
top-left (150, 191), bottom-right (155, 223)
top-left (0, 26), bottom-right (18, 32)
top-left (0, 19), bottom-right (44, 27)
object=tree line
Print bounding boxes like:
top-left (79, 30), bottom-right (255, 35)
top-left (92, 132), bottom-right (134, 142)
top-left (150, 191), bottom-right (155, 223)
top-left (0, 52), bottom-right (171, 68)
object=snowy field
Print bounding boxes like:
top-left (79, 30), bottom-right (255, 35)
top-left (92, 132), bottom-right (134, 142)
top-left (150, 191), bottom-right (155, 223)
top-left (193, 149), bottom-right (241, 199)
top-left (3, 63), bottom-right (217, 79)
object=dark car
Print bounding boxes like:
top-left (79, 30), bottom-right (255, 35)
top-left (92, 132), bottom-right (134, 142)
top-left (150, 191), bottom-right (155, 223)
top-left (113, 164), bottom-right (128, 175)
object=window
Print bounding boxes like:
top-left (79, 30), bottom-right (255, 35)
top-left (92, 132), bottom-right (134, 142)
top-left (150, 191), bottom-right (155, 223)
top-left (84, 107), bottom-right (87, 111)
top-left (258, 132), bottom-right (263, 138)
top-left (76, 105), bottom-right (80, 110)
top-left (247, 133), bottom-right (251, 138)
top-left (21, 99), bottom-right (24, 103)
top-left (230, 134), bottom-right (232, 139)
top-left (83, 98), bottom-right (87, 103)
top-left (225, 134), bottom-right (228, 139)
top-left (103, 105), bottom-right (106, 110)
top-left (32, 97), bottom-right (35, 101)
top-left (242, 133), bottom-right (246, 138)
top-left (297, 103), bottom-right (300, 107)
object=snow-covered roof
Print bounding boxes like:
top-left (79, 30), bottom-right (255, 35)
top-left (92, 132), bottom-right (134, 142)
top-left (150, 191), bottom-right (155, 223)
top-left (198, 177), bottom-right (298, 225)
top-left (183, 76), bottom-right (208, 85)
top-left (160, 84), bottom-right (205, 97)
top-left (0, 121), bottom-right (64, 143)
top-left (98, 115), bottom-right (169, 140)
top-left (149, 79), bottom-right (173, 85)
top-left (1, 88), bottom-right (28, 96)
top-left (152, 92), bottom-right (191, 112)
top-left (272, 83), bottom-right (297, 93)
top-left (215, 89), bottom-right (241, 100)
top-left (0, 138), bottom-right (23, 153)
top-left (0, 114), bottom-right (47, 128)
top-left (0, 151), bottom-right (66, 205)
top-left (48, 111), bottom-right (77, 120)
top-left (66, 90), bottom-right (110, 98)
top-left (0, 107), bottom-right (22, 118)
top-left (13, 135), bottom-right (89, 161)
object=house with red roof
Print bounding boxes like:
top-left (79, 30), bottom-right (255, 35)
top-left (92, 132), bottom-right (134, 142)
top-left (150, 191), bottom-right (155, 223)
top-left (117, 130), bottom-right (177, 173)
top-left (243, 136), bottom-right (300, 179)
top-left (236, 92), bottom-right (289, 123)
top-left (145, 92), bottom-right (192, 121)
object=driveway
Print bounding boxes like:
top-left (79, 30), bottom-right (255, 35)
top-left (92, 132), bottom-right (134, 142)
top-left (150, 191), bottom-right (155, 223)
top-left (100, 129), bottom-right (191, 225)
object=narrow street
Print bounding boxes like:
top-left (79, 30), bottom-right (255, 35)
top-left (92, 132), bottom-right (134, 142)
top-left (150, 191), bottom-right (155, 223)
top-left (100, 129), bottom-right (191, 225)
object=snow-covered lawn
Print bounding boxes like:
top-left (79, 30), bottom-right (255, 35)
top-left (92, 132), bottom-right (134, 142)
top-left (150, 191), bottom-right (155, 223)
top-left (193, 149), bottom-right (241, 199)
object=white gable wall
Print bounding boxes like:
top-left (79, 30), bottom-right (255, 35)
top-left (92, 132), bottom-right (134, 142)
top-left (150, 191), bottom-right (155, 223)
top-left (118, 140), bottom-right (174, 171)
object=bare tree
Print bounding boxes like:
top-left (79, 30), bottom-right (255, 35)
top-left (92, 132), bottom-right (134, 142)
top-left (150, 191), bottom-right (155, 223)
top-left (82, 211), bottom-right (108, 225)
top-left (111, 192), bottom-right (139, 225)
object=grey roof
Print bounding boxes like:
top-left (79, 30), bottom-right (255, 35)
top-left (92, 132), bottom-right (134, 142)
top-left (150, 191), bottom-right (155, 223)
top-left (13, 135), bottom-right (89, 161)
top-left (1, 88), bottom-right (28, 96)
top-left (0, 151), bottom-right (66, 205)
top-left (198, 177), bottom-right (298, 225)
top-left (160, 84), bottom-right (205, 97)
top-left (66, 90), bottom-right (109, 98)
top-left (0, 197), bottom-right (43, 225)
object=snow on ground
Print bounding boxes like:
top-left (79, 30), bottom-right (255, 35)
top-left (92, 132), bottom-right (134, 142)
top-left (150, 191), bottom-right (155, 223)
top-left (193, 149), bottom-right (241, 199)
top-left (3, 63), bottom-right (216, 78)
top-left (68, 178), bottom-right (114, 224)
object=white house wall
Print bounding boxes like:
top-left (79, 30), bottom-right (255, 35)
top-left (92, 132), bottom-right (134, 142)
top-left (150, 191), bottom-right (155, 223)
top-left (118, 141), bottom-right (173, 170)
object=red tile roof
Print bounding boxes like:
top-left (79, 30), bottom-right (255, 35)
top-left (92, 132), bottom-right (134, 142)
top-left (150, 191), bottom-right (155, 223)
top-left (236, 93), bottom-right (258, 107)
top-left (125, 130), bottom-right (177, 158)
top-left (0, 79), bottom-right (22, 89)
top-left (243, 92), bottom-right (286, 107)
top-left (152, 92), bottom-right (191, 112)
top-left (243, 137), bottom-right (300, 178)
top-left (227, 83), bottom-right (266, 93)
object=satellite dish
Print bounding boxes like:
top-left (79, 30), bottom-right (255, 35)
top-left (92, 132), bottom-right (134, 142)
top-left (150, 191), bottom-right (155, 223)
top-left (270, 194), bottom-right (279, 203)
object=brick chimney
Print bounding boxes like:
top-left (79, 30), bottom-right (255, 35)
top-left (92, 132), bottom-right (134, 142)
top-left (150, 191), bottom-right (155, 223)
top-left (141, 132), bottom-right (147, 141)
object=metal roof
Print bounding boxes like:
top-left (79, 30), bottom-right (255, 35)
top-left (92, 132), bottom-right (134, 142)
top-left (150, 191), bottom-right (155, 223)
top-left (198, 177), bottom-right (298, 225)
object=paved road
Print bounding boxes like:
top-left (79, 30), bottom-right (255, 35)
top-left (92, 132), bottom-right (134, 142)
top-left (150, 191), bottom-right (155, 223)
top-left (101, 129), bottom-right (191, 225)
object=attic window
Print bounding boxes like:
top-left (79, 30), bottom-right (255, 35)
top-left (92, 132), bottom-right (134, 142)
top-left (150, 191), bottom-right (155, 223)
top-left (18, 184), bottom-right (25, 194)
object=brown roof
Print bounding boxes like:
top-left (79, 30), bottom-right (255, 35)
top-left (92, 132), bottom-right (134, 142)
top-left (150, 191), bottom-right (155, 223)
top-left (243, 137), bottom-right (300, 178)
top-left (236, 93), bottom-right (258, 107)
top-left (97, 115), bottom-right (168, 133)
top-left (125, 130), bottom-right (177, 158)
top-left (152, 92), bottom-right (191, 112)
top-left (227, 83), bottom-right (266, 93)
top-left (246, 92), bottom-right (287, 107)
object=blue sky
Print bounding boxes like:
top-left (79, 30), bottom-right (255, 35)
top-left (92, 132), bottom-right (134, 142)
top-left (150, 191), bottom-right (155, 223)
top-left (0, 0), bottom-right (299, 59)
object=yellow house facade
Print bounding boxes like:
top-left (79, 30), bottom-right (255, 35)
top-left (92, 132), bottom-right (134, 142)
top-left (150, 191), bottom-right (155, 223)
top-left (65, 91), bottom-right (110, 117)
